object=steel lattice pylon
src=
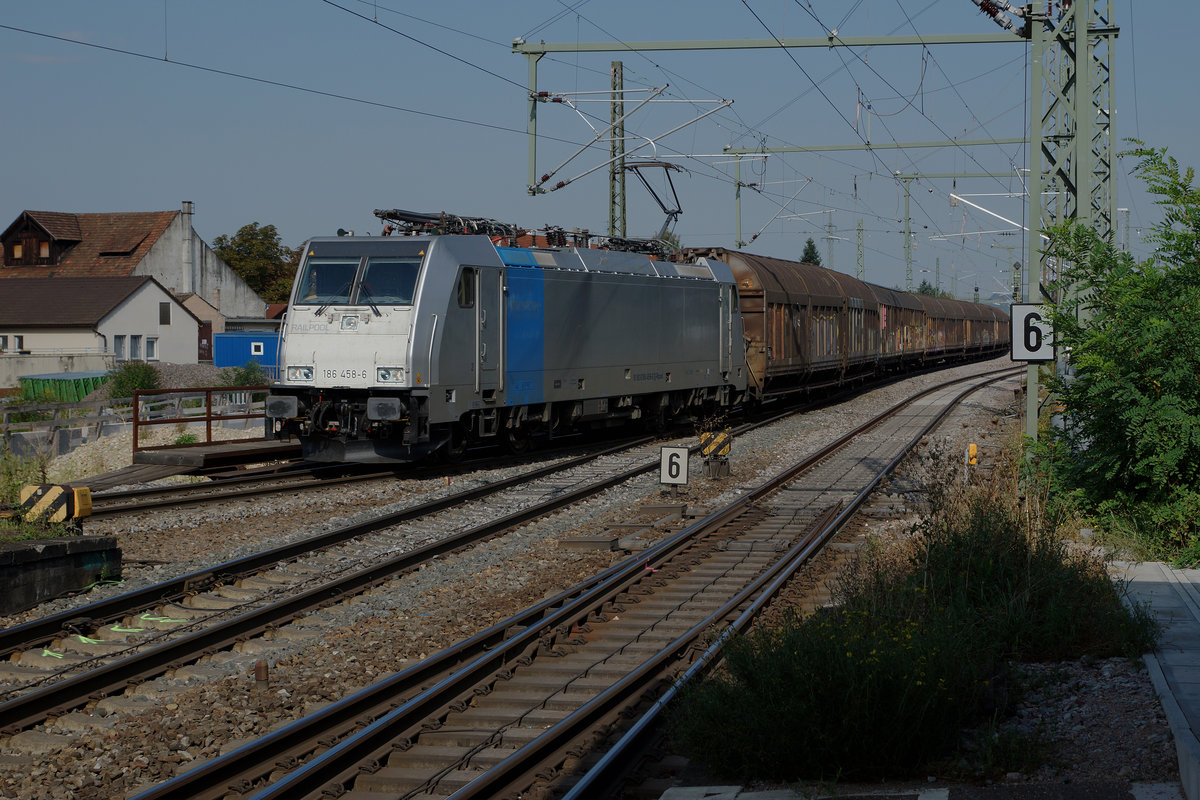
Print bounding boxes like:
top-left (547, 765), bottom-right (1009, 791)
top-left (1029, 0), bottom-right (1118, 294)
top-left (1023, 0), bottom-right (1118, 440)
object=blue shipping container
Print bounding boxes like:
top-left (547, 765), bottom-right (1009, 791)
top-left (213, 332), bottom-right (280, 379)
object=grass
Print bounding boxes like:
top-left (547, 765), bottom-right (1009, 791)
top-left (667, 440), bottom-right (1159, 783)
top-left (0, 447), bottom-right (74, 544)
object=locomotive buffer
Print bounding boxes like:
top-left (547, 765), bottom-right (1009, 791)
top-left (700, 430), bottom-right (733, 479)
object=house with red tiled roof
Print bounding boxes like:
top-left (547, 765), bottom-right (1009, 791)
top-left (0, 202), bottom-right (267, 334)
top-left (0, 202), bottom-right (270, 389)
top-left (0, 276), bottom-right (199, 390)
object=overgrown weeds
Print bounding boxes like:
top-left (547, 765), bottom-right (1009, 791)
top-left (668, 440), bottom-right (1158, 783)
top-left (0, 447), bottom-right (69, 543)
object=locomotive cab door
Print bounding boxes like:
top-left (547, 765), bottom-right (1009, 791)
top-left (720, 283), bottom-right (735, 377)
top-left (475, 266), bottom-right (504, 400)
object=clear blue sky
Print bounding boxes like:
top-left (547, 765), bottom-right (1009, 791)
top-left (1, 1), bottom-right (1189, 295)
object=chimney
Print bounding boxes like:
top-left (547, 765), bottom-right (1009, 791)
top-left (181, 201), bottom-right (195, 294)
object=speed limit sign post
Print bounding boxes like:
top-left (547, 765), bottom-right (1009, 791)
top-left (1010, 303), bottom-right (1054, 362)
top-left (659, 446), bottom-right (689, 495)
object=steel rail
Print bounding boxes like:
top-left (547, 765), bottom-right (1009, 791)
top-left (147, 367), bottom-right (1020, 800)
top-left (0, 438), bottom-right (652, 674)
top-left (449, 503), bottom-right (845, 800)
top-left (86, 450), bottom-right (577, 513)
top-left (449, 369), bottom-right (1022, 800)
top-left (3, 391), bottom-right (810, 661)
top-left (562, 369), bottom-right (1022, 799)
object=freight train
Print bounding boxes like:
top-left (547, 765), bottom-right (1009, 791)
top-left (264, 210), bottom-right (1009, 462)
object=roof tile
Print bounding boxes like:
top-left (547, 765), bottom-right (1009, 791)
top-left (0, 276), bottom-right (153, 327)
top-left (0, 211), bottom-right (177, 277)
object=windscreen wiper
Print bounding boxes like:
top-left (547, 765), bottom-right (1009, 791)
top-left (358, 285), bottom-right (382, 317)
top-left (314, 281), bottom-right (353, 316)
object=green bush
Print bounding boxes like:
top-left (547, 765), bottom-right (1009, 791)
top-left (866, 485), bottom-right (1156, 663)
top-left (1042, 145), bottom-right (1200, 556)
top-left (219, 361), bottom-right (269, 387)
top-left (106, 361), bottom-right (159, 400)
top-left (671, 606), bottom-right (992, 781)
top-left (668, 449), bottom-right (1158, 782)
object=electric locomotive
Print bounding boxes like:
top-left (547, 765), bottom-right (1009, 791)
top-left (265, 211), bottom-right (750, 462)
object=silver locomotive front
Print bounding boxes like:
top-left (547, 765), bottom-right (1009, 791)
top-left (266, 237), bottom-right (427, 461)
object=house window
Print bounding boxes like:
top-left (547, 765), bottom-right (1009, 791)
top-left (130, 335), bottom-right (142, 361)
top-left (146, 337), bottom-right (158, 361)
top-left (11, 244), bottom-right (21, 260)
top-left (114, 335), bottom-right (126, 361)
top-left (13, 335), bottom-right (23, 351)
top-left (39, 241), bottom-right (49, 259)
top-left (0, 335), bottom-right (6, 352)
top-left (251, 342), bottom-right (265, 356)
top-left (159, 302), bottom-right (171, 325)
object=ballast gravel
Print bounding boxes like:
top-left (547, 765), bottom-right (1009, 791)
top-left (0, 357), bottom-right (1180, 799)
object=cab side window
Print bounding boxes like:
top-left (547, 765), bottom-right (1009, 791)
top-left (457, 268), bottom-right (475, 308)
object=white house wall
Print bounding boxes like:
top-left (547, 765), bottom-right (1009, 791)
top-left (0, 327), bottom-right (104, 354)
top-left (98, 282), bottom-right (198, 364)
top-left (136, 214), bottom-right (266, 319)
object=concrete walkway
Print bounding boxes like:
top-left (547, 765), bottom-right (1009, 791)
top-left (1123, 561), bottom-right (1200, 800)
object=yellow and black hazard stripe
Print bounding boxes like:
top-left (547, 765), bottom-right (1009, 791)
top-left (17, 485), bottom-right (93, 523)
top-left (700, 430), bottom-right (733, 459)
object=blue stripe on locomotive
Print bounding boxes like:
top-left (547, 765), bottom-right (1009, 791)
top-left (504, 266), bottom-right (545, 406)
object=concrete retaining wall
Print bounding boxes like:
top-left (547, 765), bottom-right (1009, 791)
top-left (0, 536), bottom-right (121, 615)
top-left (0, 353), bottom-right (115, 392)
top-left (2, 416), bottom-right (263, 460)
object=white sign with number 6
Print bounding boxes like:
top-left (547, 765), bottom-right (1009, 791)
top-left (1010, 303), bottom-right (1054, 361)
top-left (659, 446), bottom-right (690, 486)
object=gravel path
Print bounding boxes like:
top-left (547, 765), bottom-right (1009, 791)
top-left (0, 358), bottom-right (1178, 799)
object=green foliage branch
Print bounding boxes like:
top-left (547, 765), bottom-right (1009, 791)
top-left (1043, 143), bottom-right (1200, 554)
top-left (212, 222), bottom-right (299, 303)
top-left (105, 361), bottom-right (159, 400)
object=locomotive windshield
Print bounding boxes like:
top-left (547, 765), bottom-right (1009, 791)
top-left (360, 256), bottom-right (420, 305)
top-left (294, 255), bottom-right (420, 307)
top-left (296, 258), bottom-right (358, 305)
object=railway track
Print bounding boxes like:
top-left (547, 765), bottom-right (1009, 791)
top-left (0, 397), bottom-right (832, 729)
top-left (82, 360), bottom-right (983, 520)
top-left (85, 452), bottom-right (552, 517)
top-left (0, 436), bottom-right (663, 721)
top-left (115, 367), bottom-right (1021, 800)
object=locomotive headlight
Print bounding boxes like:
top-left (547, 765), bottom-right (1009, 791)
top-left (287, 365), bottom-right (315, 382)
top-left (376, 366), bottom-right (405, 384)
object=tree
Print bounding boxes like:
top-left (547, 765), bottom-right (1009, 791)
top-left (801, 237), bottom-right (822, 266)
top-left (915, 280), bottom-right (952, 298)
top-left (212, 222), bottom-right (299, 303)
top-left (1043, 144), bottom-right (1200, 554)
